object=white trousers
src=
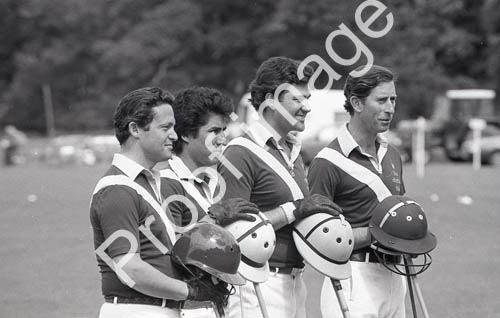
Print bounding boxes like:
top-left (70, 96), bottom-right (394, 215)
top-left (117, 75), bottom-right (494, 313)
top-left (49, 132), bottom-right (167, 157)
top-left (99, 302), bottom-right (180, 318)
top-left (181, 307), bottom-right (216, 318)
top-left (321, 262), bottom-right (407, 318)
top-left (228, 271), bottom-right (307, 318)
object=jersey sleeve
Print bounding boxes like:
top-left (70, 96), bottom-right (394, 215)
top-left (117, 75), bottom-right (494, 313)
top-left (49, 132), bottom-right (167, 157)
top-left (160, 177), bottom-right (191, 227)
top-left (307, 157), bottom-right (339, 202)
top-left (91, 186), bottom-right (141, 258)
top-left (217, 145), bottom-right (255, 201)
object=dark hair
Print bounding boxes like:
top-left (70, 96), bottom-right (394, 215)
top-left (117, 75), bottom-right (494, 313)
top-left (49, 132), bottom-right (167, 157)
top-left (172, 86), bottom-right (233, 153)
top-left (113, 87), bottom-right (174, 145)
top-left (249, 56), bottom-right (314, 111)
top-left (343, 65), bottom-right (395, 115)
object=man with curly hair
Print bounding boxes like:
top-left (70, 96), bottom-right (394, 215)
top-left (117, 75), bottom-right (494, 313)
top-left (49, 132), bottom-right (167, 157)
top-left (160, 86), bottom-right (259, 317)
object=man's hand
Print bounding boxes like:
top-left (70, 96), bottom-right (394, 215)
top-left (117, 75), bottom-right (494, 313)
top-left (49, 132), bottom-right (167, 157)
top-left (186, 277), bottom-right (220, 301)
top-left (186, 277), bottom-right (232, 315)
top-left (293, 194), bottom-right (342, 220)
top-left (208, 198), bottom-right (259, 226)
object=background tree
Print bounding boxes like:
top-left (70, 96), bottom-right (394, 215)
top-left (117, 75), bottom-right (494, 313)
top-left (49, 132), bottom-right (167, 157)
top-left (0, 0), bottom-right (498, 133)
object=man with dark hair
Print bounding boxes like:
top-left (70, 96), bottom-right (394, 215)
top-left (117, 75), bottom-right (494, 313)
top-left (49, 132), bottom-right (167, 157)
top-left (90, 87), bottom-right (222, 318)
top-left (308, 65), bottom-right (407, 318)
top-left (160, 86), bottom-right (259, 318)
top-left (218, 56), bottom-right (342, 318)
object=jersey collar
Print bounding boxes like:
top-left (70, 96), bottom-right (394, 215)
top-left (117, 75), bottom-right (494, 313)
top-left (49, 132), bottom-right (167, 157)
top-left (337, 123), bottom-right (388, 157)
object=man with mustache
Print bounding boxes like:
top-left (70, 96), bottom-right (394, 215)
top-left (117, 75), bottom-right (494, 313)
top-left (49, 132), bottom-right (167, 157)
top-left (308, 65), bottom-right (407, 318)
top-left (218, 56), bottom-right (342, 318)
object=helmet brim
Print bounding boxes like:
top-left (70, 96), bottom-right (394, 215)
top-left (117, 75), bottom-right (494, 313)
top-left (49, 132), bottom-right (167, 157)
top-left (237, 260), bottom-right (270, 283)
top-left (293, 231), bottom-right (351, 280)
top-left (369, 224), bottom-right (437, 255)
top-left (195, 262), bottom-right (247, 285)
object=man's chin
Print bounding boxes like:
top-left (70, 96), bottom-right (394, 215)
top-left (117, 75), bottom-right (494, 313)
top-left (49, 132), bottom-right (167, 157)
top-left (294, 123), bottom-right (306, 132)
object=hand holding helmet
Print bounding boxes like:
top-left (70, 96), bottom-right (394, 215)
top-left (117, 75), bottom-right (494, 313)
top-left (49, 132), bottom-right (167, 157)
top-left (186, 276), bottom-right (228, 301)
top-left (293, 194), bottom-right (342, 220)
top-left (186, 276), bottom-right (232, 316)
top-left (208, 198), bottom-right (259, 226)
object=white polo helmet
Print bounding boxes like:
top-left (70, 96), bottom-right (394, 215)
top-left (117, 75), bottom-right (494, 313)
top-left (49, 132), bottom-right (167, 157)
top-left (225, 212), bottom-right (276, 283)
top-left (293, 213), bottom-right (353, 280)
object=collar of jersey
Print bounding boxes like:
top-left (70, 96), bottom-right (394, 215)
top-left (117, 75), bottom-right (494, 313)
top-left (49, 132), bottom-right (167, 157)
top-left (247, 120), bottom-right (301, 154)
top-left (112, 153), bottom-right (158, 180)
top-left (337, 123), bottom-right (388, 157)
top-left (167, 155), bottom-right (204, 183)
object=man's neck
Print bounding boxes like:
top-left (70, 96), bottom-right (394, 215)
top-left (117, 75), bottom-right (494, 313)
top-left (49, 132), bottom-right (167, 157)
top-left (120, 144), bottom-right (155, 170)
top-left (261, 113), bottom-right (289, 150)
top-left (177, 152), bottom-right (198, 173)
top-left (348, 120), bottom-right (377, 155)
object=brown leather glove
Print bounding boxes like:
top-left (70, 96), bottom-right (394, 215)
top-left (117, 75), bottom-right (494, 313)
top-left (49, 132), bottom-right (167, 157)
top-left (208, 198), bottom-right (259, 226)
top-left (293, 194), bottom-right (342, 220)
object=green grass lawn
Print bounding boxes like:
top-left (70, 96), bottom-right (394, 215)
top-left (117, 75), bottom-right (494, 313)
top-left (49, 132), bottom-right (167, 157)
top-left (0, 162), bottom-right (499, 317)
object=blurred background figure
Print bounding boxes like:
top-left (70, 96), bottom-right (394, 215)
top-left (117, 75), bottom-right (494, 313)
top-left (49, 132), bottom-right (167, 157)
top-left (1, 125), bottom-right (27, 166)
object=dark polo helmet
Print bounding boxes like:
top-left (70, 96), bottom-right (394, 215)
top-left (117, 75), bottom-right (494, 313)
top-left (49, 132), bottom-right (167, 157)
top-left (172, 223), bottom-right (246, 285)
top-left (369, 195), bottom-right (437, 255)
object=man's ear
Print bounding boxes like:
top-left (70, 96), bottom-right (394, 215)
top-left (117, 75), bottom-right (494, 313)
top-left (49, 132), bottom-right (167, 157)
top-left (128, 122), bottom-right (140, 138)
top-left (264, 92), bottom-right (276, 110)
top-left (181, 135), bottom-right (191, 144)
top-left (350, 96), bottom-right (363, 113)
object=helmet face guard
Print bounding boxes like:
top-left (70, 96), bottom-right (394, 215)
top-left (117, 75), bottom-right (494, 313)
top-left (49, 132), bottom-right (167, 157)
top-left (370, 243), bottom-right (432, 276)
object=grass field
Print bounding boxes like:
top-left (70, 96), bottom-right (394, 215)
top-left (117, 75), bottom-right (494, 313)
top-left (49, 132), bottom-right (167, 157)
top-left (1, 161), bottom-right (499, 317)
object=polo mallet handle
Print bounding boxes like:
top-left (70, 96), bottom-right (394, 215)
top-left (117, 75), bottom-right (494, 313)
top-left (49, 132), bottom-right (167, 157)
top-left (330, 278), bottom-right (351, 318)
top-left (239, 285), bottom-right (245, 318)
top-left (406, 257), bottom-right (430, 318)
top-left (404, 256), bottom-right (418, 318)
top-left (212, 303), bottom-right (224, 318)
top-left (253, 282), bottom-right (270, 318)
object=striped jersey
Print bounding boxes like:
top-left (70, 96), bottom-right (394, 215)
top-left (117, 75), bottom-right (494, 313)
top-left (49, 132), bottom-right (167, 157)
top-left (160, 156), bottom-right (217, 229)
top-left (308, 124), bottom-right (405, 228)
top-left (90, 154), bottom-right (180, 298)
top-left (218, 121), bottom-right (309, 268)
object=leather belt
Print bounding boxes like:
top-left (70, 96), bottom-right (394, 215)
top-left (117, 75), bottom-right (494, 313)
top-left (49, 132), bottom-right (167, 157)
top-left (104, 296), bottom-right (183, 309)
top-left (350, 250), bottom-right (401, 264)
top-left (269, 266), bottom-right (305, 276)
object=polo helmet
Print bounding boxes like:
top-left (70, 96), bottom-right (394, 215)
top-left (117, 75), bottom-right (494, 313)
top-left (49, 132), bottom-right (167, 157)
top-left (172, 223), bottom-right (246, 285)
top-left (293, 213), bottom-right (353, 280)
top-left (225, 212), bottom-right (276, 283)
top-left (369, 195), bottom-right (437, 276)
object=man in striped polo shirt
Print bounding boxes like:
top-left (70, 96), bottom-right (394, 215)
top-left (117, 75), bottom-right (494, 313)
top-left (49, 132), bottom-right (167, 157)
top-left (308, 65), bottom-right (407, 318)
top-left (159, 86), bottom-right (259, 317)
top-left (218, 56), bottom-right (342, 318)
top-left (90, 87), bottom-right (224, 318)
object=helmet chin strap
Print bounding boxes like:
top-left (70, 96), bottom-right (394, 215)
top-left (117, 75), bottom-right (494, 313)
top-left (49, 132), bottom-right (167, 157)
top-left (370, 243), bottom-right (433, 276)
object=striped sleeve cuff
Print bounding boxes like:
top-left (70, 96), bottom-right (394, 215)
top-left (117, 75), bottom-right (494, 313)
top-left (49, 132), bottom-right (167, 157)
top-left (280, 202), bottom-right (297, 224)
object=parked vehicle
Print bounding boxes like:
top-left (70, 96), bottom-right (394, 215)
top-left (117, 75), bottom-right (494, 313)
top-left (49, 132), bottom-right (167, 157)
top-left (395, 89), bottom-right (500, 165)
